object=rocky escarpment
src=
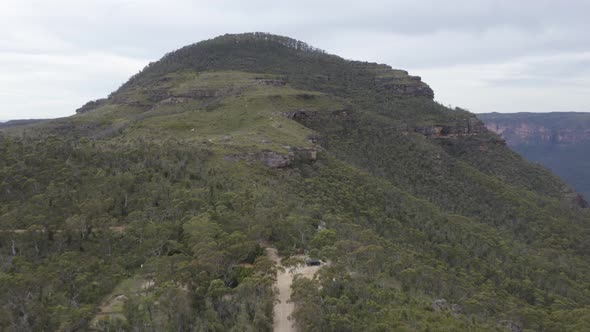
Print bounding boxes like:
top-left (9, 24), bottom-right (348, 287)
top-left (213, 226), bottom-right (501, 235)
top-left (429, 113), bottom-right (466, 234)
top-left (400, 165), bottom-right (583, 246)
top-left (110, 86), bottom-right (243, 109)
top-left (413, 116), bottom-right (488, 139)
top-left (284, 109), bottom-right (489, 143)
top-left (370, 64), bottom-right (434, 98)
top-left (375, 74), bottom-right (434, 99)
top-left (224, 147), bottom-right (318, 168)
top-left (93, 75), bottom-right (285, 113)
top-left (282, 108), bottom-right (353, 122)
top-left (258, 147), bottom-right (318, 168)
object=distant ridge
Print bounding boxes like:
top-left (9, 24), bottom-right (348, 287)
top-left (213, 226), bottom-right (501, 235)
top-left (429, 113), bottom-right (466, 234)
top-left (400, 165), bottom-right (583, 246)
top-left (479, 111), bottom-right (590, 199)
top-left (0, 118), bottom-right (47, 129)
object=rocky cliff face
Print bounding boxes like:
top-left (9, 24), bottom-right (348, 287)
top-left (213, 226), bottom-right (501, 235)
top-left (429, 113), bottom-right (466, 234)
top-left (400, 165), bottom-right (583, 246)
top-left (224, 147), bottom-right (318, 168)
top-left (414, 116), bottom-right (488, 138)
top-left (374, 71), bottom-right (434, 98)
top-left (285, 108), bottom-right (487, 141)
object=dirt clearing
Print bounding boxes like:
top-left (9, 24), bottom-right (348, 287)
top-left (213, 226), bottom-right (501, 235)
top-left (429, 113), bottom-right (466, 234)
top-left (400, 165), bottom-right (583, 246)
top-left (266, 247), bottom-right (322, 332)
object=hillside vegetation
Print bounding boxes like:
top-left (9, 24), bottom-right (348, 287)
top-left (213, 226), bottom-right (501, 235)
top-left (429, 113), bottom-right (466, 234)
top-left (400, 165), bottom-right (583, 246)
top-left (1, 33), bottom-right (590, 331)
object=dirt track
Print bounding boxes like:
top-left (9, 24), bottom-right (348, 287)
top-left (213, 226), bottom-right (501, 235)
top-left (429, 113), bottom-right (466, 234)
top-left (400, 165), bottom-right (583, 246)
top-left (266, 248), bottom-right (321, 332)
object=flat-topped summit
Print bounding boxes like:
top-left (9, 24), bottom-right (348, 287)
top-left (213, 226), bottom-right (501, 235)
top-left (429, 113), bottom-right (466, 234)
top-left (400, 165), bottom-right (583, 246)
top-left (114, 32), bottom-right (433, 100)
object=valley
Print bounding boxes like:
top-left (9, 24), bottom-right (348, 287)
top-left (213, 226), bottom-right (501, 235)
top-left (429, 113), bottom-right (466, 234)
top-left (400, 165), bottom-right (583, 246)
top-left (480, 112), bottom-right (590, 199)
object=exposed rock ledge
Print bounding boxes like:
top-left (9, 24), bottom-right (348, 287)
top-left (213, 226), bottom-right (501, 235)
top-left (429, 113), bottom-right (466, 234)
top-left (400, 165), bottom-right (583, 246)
top-left (414, 117), bottom-right (489, 139)
top-left (282, 108), bottom-right (351, 121)
top-left (497, 320), bottom-right (523, 332)
top-left (376, 76), bottom-right (434, 99)
top-left (224, 147), bottom-right (318, 168)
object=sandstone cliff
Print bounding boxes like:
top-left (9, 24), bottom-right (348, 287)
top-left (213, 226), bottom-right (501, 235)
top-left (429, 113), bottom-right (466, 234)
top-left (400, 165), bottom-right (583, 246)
top-left (482, 113), bottom-right (590, 145)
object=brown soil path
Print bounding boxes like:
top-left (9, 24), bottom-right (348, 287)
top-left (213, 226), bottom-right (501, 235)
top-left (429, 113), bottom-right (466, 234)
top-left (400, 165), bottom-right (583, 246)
top-left (266, 248), bottom-right (321, 332)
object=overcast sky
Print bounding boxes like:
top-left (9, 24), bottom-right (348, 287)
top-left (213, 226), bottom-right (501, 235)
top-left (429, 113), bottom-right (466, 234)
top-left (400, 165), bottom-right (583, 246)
top-left (1, 0), bottom-right (589, 120)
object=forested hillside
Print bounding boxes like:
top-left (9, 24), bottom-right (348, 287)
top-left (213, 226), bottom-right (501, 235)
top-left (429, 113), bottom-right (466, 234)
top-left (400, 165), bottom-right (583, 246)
top-left (1, 33), bottom-right (590, 331)
top-left (480, 112), bottom-right (590, 199)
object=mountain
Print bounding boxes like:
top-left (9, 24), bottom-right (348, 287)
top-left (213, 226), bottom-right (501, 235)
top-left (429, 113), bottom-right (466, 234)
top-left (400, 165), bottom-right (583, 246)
top-left (0, 119), bottom-right (48, 129)
top-left (480, 112), bottom-right (590, 199)
top-left (1, 33), bottom-right (590, 331)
